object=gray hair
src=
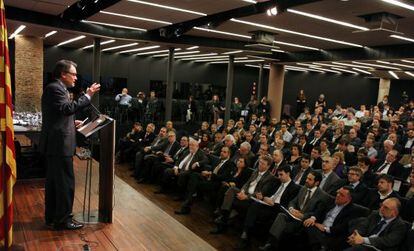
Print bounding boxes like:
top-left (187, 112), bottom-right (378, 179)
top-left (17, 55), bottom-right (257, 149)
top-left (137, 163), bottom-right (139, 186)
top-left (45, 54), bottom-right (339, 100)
top-left (240, 141), bottom-right (251, 151)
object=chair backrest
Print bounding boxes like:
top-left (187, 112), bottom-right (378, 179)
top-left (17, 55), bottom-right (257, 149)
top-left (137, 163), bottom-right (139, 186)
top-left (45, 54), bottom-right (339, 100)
top-left (399, 221), bottom-right (414, 251)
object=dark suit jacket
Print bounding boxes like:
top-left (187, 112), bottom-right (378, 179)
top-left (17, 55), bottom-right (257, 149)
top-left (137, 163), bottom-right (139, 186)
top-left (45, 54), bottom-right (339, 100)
top-left (373, 161), bottom-right (404, 179)
top-left (278, 181), bottom-right (301, 208)
top-left (292, 165), bottom-right (313, 186)
top-left (289, 187), bottom-right (331, 220)
top-left (352, 211), bottom-right (407, 251)
top-left (173, 147), bottom-right (189, 164)
top-left (229, 168), bottom-right (252, 189)
top-left (179, 149), bottom-right (209, 173)
top-left (321, 171), bottom-right (344, 195)
top-left (150, 136), bottom-right (169, 152)
top-left (311, 157), bottom-right (323, 170)
top-left (40, 81), bottom-right (91, 157)
top-left (322, 203), bottom-right (366, 237)
top-left (241, 170), bottom-right (278, 197)
top-left (364, 190), bottom-right (401, 210)
top-left (210, 159), bottom-right (236, 183)
top-left (349, 182), bottom-right (369, 205)
top-left (163, 141), bottom-right (180, 157)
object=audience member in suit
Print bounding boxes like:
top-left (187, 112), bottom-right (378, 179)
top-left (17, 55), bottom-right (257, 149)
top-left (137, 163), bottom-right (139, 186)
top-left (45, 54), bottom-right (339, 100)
top-left (159, 138), bottom-right (208, 198)
top-left (133, 127), bottom-right (169, 179)
top-left (336, 139), bottom-right (358, 167)
top-left (116, 122), bottom-right (144, 163)
top-left (137, 131), bottom-right (180, 183)
top-left (347, 198), bottom-right (407, 251)
top-left (320, 156), bottom-right (344, 196)
top-left (213, 155), bottom-right (277, 232)
top-left (308, 129), bottom-right (322, 148)
top-left (215, 157), bottom-right (252, 212)
top-left (128, 123), bottom-right (156, 164)
top-left (259, 170), bottom-right (331, 250)
top-left (401, 128), bottom-right (414, 154)
top-left (373, 150), bottom-right (404, 179)
top-left (175, 146), bottom-right (236, 215)
top-left (232, 165), bottom-right (300, 248)
top-left (222, 134), bottom-right (238, 158)
top-left (269, 149), bottom-right (286, 176)
top-left (230, 141), bottom-right (255, 167)
top-left (305, 186), bottom-right (367, 251)
top-left (358, 156), bottom-right (377, 188)
top-left (292, 153), bottom-right (313, 186)
top-left (250, 144), bottom-right (270, 170)
top-left (365, 174), bottom-right (401, 210)
top-left (347, 166), bottom-right (369, 205)
top-left (299, 134), bottom-right (313, 155)
top-left (310, 147), bottom-right (323, 170)
top-left (244, 131), bottom-right (259, 155)
top-left (154, 136), bottom-right (189, 193)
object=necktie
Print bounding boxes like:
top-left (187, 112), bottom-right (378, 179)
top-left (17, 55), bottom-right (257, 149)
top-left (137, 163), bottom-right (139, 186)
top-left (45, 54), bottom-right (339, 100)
top-left (294, 169), bottom-right (304, 183)
top-left (377, 162), bottom-right (389, 172)
top-left (213, 160), bottom-right (226, 174)
top-left (300, 189), bottom-right (312, 210)
top-left (272, 183), bottom-right (284, 203)
top-left (164, 143), bottom-right (173, 155)
top-left (182, 153), bottom-right (193, 170)
top-left (174, 147), bottom-right (183, 159)
top-left (271, 164), bottom-right (278, 175)
top-left (370, 220), bottom-right (387, 235)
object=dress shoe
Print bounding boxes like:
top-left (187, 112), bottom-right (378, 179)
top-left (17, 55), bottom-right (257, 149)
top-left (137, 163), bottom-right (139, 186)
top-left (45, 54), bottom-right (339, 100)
top-left (54, 220), bottom-right (84, 230)
top-left (258, 243), bottom-right (273, 251)
top-left (174, 207), bottom-right (191, 215)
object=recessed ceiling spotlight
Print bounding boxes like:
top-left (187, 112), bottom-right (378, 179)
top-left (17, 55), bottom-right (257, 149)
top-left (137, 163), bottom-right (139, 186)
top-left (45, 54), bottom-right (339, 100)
top-left (266, 7), bottom-right (278, 16)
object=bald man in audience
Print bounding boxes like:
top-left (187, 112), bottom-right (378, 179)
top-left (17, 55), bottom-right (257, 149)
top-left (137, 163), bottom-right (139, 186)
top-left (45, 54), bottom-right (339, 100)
top-left (347, 198), bottom-right (407, 251)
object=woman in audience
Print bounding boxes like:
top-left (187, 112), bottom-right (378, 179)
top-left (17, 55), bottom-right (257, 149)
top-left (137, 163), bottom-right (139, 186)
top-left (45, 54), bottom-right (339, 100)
top-left (315, 93), bottom-right (327, 112)
top-left (199, 133), bottom-right (212, 151)
top-left (332, 151), bottom-right (346, 178)
top-left (215, 157), bottom-right (251, 213)
top-left (231, 97), bottom-right (243, 120)
top-left (287, 144), bottom-right (302, 166)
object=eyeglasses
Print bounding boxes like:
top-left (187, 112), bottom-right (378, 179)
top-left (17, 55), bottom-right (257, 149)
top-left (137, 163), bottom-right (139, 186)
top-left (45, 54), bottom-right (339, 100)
top-left (65, 71), bottom-right (77, 77)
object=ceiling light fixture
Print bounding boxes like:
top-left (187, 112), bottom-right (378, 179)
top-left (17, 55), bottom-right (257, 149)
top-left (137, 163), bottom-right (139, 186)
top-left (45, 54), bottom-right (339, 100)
top-left (352, 68), bottom-right (372, 75)
top-left (127, 0), bottom-right (207, 16)
top-left (186, 46), bottom-right (199, 50)
top-left (271, 49), bottom-right (285, 53)
top-left (175, 53), bottom-right (219, 59)
top-left (135, 49), bottom-right (181, 56)
top-left (273, 40), bottom-right (319, 51)
top-left (82, 20), bottom-right (147, 31)
top-left (242, 0), bottom-right (257, 3)
top-left (119, 45), bottom-right (161, 54)
top-left (102, 42), bottom-right (138, 51)
top-left (405, 71), bottom-right (414, 77)
top-left (57, 35), bottom-right (86, 46)
top-left (313, 62), bottom-right (347, 68)
top-left (286, 9), bottom-right (369, 31)
top-left (388, 70), bottom-right (399, 79)
top-left (193, 27), bottom-right (251, 39)
top-left (331, 67), bottom-right (358, 74)
top-left (286, 65), bottom-right (324, 73)
top-left (310, 67), bottom-right (341, 74)
top-left (222, 50), bottom-right (244, 55)
top-left (351, 61), bottom-right (401, 70)
top-left (152, 50), bottom-right (200, 57)
top-left (381, 0), bottom-right (414, 12)
top-left (376, 60), bottom-right (414, 69)
top-left (8, 25), bottom-right (26, 39)
top-left (44, 30), bottom-right (57, 38)
top-left (100, 11), bottom-right (172, 25)
top-left (82, 39), bottom-right (115, 50)
top-left (402, 59), bottom-right (414, 64)
top-left (266, 7), bottom-right (278, 16)
top-left (389, 35), bottom-right (414, 43)
top-left (181, 55), bottom-right (232, 61)
top-left (285, 67), bottom-right (308, 72)
top-left (331, 62), bottom-right (373, 69)
top-left (194, 57), bottom-right (248, 62)
top-left (208, 59), bottom-right (265, 64)
top-left (231, 18), bottom-right (363, 47)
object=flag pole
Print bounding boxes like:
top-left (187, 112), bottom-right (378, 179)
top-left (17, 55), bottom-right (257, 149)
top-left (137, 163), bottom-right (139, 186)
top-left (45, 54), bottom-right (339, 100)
top-left (1, 131), bottom-right (9, 249)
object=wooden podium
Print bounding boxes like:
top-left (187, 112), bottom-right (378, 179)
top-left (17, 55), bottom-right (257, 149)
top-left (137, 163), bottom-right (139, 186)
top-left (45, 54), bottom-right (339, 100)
top-left (76, 114), bottom-right (115, 223)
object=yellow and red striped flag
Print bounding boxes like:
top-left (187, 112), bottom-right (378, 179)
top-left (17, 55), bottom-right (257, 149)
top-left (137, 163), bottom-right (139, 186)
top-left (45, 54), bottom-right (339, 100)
top-left (0, 0), bottom-right (17, 249)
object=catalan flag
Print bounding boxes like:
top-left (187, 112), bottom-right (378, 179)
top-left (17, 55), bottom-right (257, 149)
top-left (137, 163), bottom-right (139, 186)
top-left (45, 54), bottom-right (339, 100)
top-left (0, 0), bottom-right (17, 249)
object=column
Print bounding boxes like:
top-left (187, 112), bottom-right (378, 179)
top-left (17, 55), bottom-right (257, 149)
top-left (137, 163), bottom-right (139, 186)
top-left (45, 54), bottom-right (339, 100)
top-left (14, 35), bottom-right (43, 112)
top-left (267, 64), bottom-right (285, 120)
top-left (92, 37), bottom-right (101, 109)
top-left (257, 63), bottom-right (264, 100)
top-left (224, 55), bottom-right (234, 122)
top-left (377, 78), bottom-right (390, 104)
top-left (165, 48), bottom-right (174, 121)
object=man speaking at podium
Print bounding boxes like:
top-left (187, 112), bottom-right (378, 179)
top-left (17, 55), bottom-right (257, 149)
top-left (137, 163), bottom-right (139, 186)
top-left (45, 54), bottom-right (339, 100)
top-left (40, 60), bottom-right (100, 230)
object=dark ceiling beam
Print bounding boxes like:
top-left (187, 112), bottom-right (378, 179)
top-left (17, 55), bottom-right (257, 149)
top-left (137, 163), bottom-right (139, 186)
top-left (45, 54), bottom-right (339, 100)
top-left (5, 6), bottom-right (262, 51)
top-left (151, 0), bottom-right (321, 38)
top-left (61, 0), bottom-right (123, 21)
top-left (275, 43), bottom-right (414, 63)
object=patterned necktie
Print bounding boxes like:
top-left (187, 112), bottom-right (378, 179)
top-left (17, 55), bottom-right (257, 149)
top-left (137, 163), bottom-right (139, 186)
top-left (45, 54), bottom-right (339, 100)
top-left (377, 162), bottom-right (389, 173)
top-left (213, 159), bottom-right (226, 174)
top-left (300, 189), bottom-right (312, 210)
